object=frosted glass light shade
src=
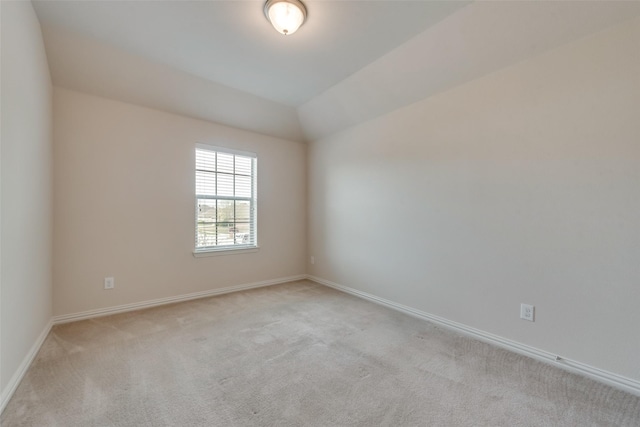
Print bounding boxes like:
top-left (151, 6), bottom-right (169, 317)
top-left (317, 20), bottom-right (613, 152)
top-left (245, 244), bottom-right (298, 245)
top-left (264, 0), bottom-right (307, 35)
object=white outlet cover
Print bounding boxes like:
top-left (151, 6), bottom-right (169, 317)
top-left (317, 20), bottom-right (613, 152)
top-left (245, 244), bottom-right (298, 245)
top-left (520, 303), bottom-right (534, 322)
top-left (104, 277), bottom-right (115, 289)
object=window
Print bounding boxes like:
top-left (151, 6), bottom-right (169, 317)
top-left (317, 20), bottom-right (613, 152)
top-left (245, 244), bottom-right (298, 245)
top-left (195, 144), bottom-right (257, 253)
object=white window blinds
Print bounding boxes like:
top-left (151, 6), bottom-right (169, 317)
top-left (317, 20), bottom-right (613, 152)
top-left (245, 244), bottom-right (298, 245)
top-left (195, 145), bottom-right (257, 251)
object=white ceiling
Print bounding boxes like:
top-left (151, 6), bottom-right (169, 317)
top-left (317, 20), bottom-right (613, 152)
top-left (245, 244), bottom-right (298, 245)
top-left (33, 0), bottom-right (467, 106)
top-left (300, 1), bottom-right (640, 141)
top-left (31, 1), bottom-right (640, 143)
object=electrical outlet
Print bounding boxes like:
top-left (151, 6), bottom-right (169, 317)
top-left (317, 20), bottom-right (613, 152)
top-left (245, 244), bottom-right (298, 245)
top-left (104, 277), bottom-right (115, 290)
top-left (520, 303), bottom-right (534, 322)
top-left (310, 256), bottom-right (315, 265)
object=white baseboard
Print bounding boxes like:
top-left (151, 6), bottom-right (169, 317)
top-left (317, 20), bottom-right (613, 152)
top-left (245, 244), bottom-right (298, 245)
top-left (1, 319), bottom-right (53, 414)
top-left (53, 274), bottom-right (307, 324)
top-left (306, 274), bottom-right (640, 397)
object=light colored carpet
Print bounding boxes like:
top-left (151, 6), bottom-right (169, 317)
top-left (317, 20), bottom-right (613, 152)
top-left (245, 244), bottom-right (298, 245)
top-left (2, 280), bottom-right (639, 426)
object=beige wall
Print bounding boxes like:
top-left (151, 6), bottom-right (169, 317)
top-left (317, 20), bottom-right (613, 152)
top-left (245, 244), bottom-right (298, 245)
top-left (308, 18), bottom-right (640, 381)
top-left (1, 1), bottom-right (53, 396)
top-left (53, 88), bottom-right (306, 316)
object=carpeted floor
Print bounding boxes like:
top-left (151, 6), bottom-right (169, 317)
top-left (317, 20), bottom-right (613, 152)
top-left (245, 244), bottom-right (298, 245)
top-left (2, 280), bottom-right (639, 426)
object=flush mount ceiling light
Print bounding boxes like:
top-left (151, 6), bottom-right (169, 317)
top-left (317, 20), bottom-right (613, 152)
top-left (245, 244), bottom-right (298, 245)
top-left (264, 0), bottom-right (307, 36)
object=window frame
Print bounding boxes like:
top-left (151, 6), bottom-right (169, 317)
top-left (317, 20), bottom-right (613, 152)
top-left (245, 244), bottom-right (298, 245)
top-left (193, 143), bottom-right (258, 256)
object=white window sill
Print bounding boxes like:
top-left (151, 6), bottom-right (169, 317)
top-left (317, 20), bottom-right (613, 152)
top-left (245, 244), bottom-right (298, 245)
top-left (193, 246), bottom-right (259, 258)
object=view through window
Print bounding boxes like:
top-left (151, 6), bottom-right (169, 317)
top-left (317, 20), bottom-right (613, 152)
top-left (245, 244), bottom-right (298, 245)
top-left (195, 145), bottom-right (257, 251)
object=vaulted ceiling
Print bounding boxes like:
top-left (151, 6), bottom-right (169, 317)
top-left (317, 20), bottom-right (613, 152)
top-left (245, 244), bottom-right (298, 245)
top-left (33, 1), bottom-right (640, 142)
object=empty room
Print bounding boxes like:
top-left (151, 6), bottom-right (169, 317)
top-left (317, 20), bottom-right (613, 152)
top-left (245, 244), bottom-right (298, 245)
top-left (1, 0), bottom-right (639, 425)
